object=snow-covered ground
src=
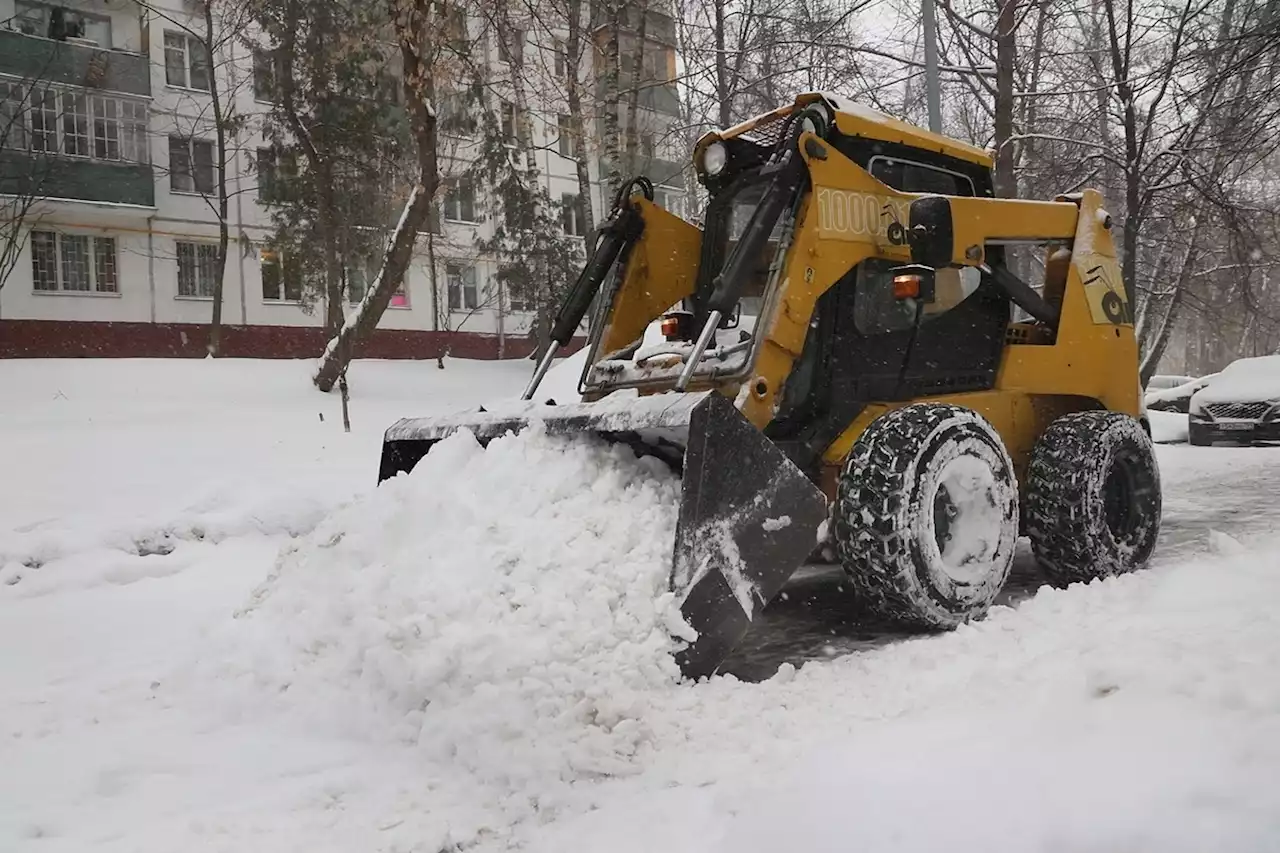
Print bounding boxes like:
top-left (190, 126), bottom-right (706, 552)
top-left (4, 357), bottom-right (1280, 852)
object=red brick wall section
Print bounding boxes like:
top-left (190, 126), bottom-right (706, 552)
top-left (0, 320), bottom-right (587, 361)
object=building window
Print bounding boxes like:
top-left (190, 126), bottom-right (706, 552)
top-left (439, 92), bottom-right (476, 136)
top-left (260, 248), bottom-right (303, 301)
top-left (30, 231), bottom-right (117, 293)
top-left (58, 233), bottom-right (90, 290)
top-left (640, 131), bottom-right (655, 161)
top-left (176, 241), bottom-right (220, 298)
top-left (505, 281), bottom-right (532, 313)
top-left (91, 96), bottom-right (119, 160)
top-left (553, 39), bottom-right (567, 78)
top-left (169, 136), bottom-right (215, 194)
top-left (256, 146), bottom-right (295, 203)
top-left (60, 91), bottom-right (89, 156)
top-left (561, 193), bottom-right (584, 236)
top-left (94, 236), bottom-right (118, 292)
top-left (252, 48), bottom-right (280, 102)
top-left (498, 29), bottom-right (524, 65)
top-left (499, 102), bottom-right (529, 147)
top-left (27, 86), bottom-right (56, 152)
top-left (6, 85), bottom-right (146, 161)
top-left (120, 100), bottom-right (148, 162)
top-left (443, 176), bottom-right (477, 223)
top-left (446, 262), bottom-right (478, 311)
top-left (557, 115), bottom-right (576, 158)
top-left (346, 257), bottom-right (409, 307)
top-left (164, 32), bottom-right (210, 91)
top-left (0, 82), bottom-right (28, 150)
top-left (30, 231), bottom-right (57, 290)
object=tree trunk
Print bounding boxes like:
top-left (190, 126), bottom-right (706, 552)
top-left (713, 0), bottom-right (730, 126)
top-left (600, 3), bottom-right (623, 194)
top-left (993, 0), bottom-right (1018, 198)
top-left (623, 0), bottom-right (649, 175)
top-left (1138, 221), bottom-right (1200, 385)
top-left (204, 0), bottom-right (229, 356)
top-left (566, 0), bottom-right (595, 234)
top-left (313, 0), bottom-right (440, 391)
top-left (278, 0), bottom-right (343, 336)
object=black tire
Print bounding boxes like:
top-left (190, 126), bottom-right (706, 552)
top-left (1025, 411), bottom-right (1161, 585)
top-left (833, 403), bottom-right (1020, 628)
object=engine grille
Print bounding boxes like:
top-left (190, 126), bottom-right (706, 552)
top-left (1205, 402), bottom-right (1271, 420)
top-left (738, 110), bottom-right (792, 148)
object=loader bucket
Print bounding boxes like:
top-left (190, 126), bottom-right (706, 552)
top-left (379, 391), bottom-right (829, 679)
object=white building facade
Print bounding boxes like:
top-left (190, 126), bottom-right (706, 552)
top-left (0, 0), bottom-right (685, 356)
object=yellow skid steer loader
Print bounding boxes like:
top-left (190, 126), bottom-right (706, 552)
top-left (379, 93), bottom-right (1161, 679)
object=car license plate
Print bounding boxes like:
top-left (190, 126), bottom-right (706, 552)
top-left (1219, 422), bottom-right (1253, 431)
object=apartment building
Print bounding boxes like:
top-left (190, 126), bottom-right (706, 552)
top-left (0, 0), bottom-right (686, 358)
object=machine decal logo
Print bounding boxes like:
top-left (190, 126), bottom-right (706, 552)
top-left (814, 187), bottom-right (910, 247)
top-left (1076, 255), bottom-right (1133, 326)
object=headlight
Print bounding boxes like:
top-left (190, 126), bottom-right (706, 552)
top-left (702, 141), bottom-right (727, 176)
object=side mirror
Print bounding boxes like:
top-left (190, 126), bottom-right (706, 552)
top-left (907, 196), bottom-right (955, 269)
top-left (889, 264), bottom-right (937, 303)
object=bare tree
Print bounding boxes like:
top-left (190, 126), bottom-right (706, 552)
top-left (139, 0), bottom-right (252, 356)
top-left (312, 0), bottom-right (445, 391)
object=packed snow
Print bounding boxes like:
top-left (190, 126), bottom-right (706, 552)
top-left (4, 357), bottom-right (1280, 852)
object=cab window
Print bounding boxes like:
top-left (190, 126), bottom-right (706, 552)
top-left (854, 259), bottom-right (983, 336)
top-left (869, 156), bottom-right (975, 196)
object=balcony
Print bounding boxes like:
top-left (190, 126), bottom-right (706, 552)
top-left (594, 4), bottom-right (677, 47)
top-left (0, 150), bottom-right (155, 207)
top-left (596, 153), bottom-right (686, 191)
top-left (0, 30), bottom-right (150, 97)
top-left (594, 79), bottom-right (681, 118)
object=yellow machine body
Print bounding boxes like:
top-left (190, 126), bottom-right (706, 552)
top-left (589, 93), bottom-right (1142, 503)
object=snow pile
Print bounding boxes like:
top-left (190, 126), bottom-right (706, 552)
top-left (210, 423), bottom-right (686, 789)
top-left (1149, 409), bottom-right (1189, 443)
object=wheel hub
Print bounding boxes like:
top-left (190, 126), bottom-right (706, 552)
top-left (930, 455), bottom-right (1005, 584)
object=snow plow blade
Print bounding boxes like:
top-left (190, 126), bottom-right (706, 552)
top-left (379, 391), bottom-right (829, 679)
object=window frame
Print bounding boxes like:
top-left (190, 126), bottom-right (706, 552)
top-left (445, 261), bottom-right (479, 312)
top-left (561, 192), bottom-right (584, 237)
top-left (867, 155), bottom-right (976, 197)
top-left (175, 240), bottom-right (221, 299)
top-left (497, 29), bottom-right (524, 66)
top-left (442, 176), bottom-right (478, 224)
top-left (259, 247), bottom-right (304, 303)
top-left (255, 145), bottom-right (296, 203)
top-left (2, 83), bottom-right (149, 163)
top-left (345, 256), bottom-right (409, 308)
top-left (252, 47), bottom-right (280, 103)
top-left (169, 135), bottom-right (216, 195)
top-left (29, 230), bottom-right (119, 295)
top-left (557, 114), bottom-right (576, 158)
top-left (438, 91), bottom-right (477, 138)
top-left (164, 31), bottom-right (211, 92)
top-left (504, 280), bottom-right (533, 314)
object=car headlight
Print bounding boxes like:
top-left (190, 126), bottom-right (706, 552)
top-left (702, 141), bottom-right (727, 176)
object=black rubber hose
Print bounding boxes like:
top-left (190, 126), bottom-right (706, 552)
top-left (548, 191), bottom-right (646, 345)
